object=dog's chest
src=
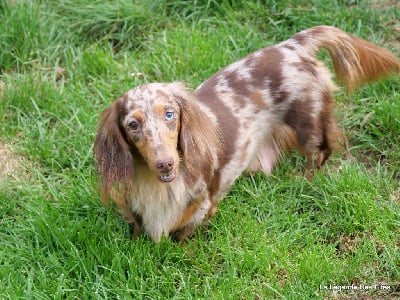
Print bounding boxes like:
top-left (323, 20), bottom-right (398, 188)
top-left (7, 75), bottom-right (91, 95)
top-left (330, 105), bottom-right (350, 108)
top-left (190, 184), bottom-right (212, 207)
top-left (127, 173), bottom-right (188, 242)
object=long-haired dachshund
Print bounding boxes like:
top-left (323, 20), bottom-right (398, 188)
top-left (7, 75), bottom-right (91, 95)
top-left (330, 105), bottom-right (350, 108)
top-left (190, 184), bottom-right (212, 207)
top-left (94, 26), bottom-right (399, 242)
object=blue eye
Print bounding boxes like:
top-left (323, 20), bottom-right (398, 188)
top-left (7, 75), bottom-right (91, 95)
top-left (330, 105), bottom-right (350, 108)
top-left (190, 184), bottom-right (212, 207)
top-left (165, 111), bottom-right (174, 121)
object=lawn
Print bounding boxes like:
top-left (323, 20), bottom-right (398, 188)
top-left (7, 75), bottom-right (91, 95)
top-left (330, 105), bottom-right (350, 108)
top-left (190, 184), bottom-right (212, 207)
top-left (0, 0), bottom-right (399, 299)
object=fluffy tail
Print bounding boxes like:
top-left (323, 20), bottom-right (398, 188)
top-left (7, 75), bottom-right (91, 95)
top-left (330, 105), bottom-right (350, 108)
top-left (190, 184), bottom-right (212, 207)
top-left (292, 26), bottom-right (400, 93)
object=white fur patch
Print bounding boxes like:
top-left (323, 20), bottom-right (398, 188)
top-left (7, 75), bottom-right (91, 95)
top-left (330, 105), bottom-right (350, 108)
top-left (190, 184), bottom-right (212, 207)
top-left (127, 168), bottom-right (188, 242)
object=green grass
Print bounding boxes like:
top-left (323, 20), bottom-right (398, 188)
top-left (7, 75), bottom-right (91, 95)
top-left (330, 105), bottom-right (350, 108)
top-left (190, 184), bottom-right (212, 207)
top-left (0, 0), bottom-right (399, 299)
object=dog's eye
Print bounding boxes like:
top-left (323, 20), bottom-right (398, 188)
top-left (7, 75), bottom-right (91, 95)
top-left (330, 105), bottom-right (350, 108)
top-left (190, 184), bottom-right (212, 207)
top-left (128, 120), bottom-right (139, 131)
top-left (165, 111), bottom-right (174, 121)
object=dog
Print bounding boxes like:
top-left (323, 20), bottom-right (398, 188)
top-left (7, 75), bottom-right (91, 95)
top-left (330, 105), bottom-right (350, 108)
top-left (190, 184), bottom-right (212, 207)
top-left (94, 26), bottom-right (399, 242)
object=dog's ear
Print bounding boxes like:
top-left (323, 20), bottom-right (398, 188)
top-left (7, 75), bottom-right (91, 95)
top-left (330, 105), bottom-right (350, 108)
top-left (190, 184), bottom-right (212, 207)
top-left (171, 83), bottom-right (222, 176)
top-left (93, 100), bottom-right (134, 201)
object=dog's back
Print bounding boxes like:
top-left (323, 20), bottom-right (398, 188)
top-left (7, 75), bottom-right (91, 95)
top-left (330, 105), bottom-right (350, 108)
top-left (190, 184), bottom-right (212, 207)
top-left (196, 25), bottom-right (399, 201)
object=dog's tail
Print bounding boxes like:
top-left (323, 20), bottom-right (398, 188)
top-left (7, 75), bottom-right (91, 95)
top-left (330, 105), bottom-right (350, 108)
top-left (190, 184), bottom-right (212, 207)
top-left (291, 26), bottom-right (400, 93)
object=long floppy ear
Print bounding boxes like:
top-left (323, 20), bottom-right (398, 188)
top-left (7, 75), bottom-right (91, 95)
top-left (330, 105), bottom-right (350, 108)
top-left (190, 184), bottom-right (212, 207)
top-left (93, 99), bottom-right (134, 201)
top-left (170, 83), bottom-right (222, 175)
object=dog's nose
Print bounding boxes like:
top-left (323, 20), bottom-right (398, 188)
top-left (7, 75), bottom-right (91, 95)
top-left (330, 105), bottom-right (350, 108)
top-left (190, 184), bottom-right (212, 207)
top-left (155, 158), bottom-right (174, 173)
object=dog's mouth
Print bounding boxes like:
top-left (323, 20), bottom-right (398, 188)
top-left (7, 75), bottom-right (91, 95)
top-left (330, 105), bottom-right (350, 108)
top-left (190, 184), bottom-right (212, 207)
top-left (158, 172), bottom-right (176, 183)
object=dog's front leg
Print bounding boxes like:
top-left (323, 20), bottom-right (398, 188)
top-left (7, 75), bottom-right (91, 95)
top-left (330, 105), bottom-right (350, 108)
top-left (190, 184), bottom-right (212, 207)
top-left (128, 213), bottom-right (142, 240)
top-left (110, 190), bottom-right (142, 240)
top-left (171, 195), bottom-right (215, 242)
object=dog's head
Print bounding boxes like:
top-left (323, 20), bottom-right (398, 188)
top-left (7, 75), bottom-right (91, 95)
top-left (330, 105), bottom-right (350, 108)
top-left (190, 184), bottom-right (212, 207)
top-left (94, 82), bottom-right (221, 199)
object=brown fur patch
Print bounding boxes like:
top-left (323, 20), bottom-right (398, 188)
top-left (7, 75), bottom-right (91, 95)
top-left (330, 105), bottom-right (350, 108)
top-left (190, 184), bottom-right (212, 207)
top-left (174, 87), bottom-right (222, 183)
top-left (250, 89), bottom-right (269, 111)
top-left (195, 78), bottom-right (238, 170)
top-left (283, 98), bottom-right (315, 148)
top-left (291, 56), bottom-right (319, 77)
top-left (225, 70), bottom-right (251, 98)
top-left (250, 47), bottom-right (289, 103)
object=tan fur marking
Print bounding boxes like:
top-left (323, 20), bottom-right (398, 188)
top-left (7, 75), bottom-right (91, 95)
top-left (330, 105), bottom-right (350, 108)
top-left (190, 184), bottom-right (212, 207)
top-left (171, 198), bottom-right (203, 233)
top-left (250, 90), bottom-right (269, 111)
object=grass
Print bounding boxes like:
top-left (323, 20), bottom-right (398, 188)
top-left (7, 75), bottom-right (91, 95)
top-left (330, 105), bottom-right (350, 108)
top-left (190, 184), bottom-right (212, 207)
top-left (0, 0), bottom-right (399, 299)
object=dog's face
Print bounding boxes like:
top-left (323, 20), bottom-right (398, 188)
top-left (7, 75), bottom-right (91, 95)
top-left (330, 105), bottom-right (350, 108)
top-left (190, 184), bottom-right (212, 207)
top-left (94, 82), bottom-right (221, 198)
top-left (121, 84), bottom-right (182, 183)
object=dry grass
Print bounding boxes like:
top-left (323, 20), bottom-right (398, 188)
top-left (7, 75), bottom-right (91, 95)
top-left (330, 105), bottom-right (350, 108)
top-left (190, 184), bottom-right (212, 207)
top-left (0, 142), bottom-right (26, 184)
